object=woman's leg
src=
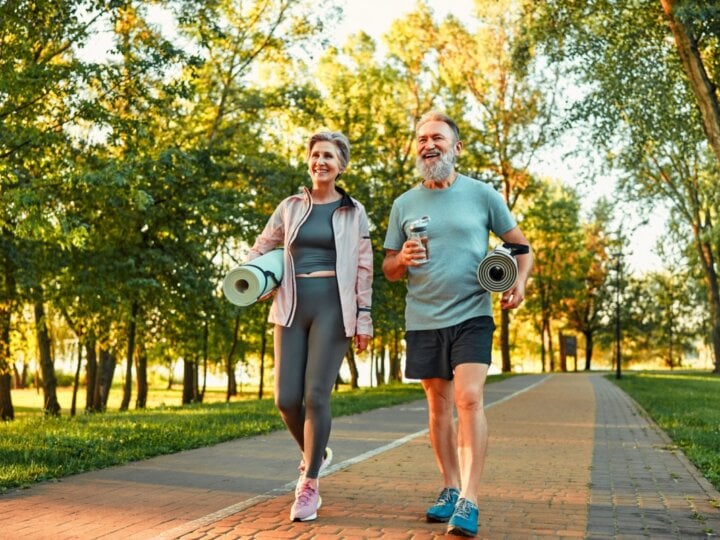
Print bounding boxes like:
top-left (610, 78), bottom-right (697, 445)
top-left (274, 321), bottom-right (309, 450)
top-left (301, 277), bottom-right (349, 480)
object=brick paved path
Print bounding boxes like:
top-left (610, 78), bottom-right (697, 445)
top-left (1, 373), bottom-right (718, 539)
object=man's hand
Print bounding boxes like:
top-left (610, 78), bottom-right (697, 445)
top-left (500, 280), bottom-right (526, 310)
top-left (401, 239), bottom-right (427, 266)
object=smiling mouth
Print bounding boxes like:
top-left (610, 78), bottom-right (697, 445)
top-left (422, 151), bottom-right (441, 159)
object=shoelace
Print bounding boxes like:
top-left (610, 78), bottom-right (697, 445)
top-left (297, 482), bottom-right (317, 505)
top-left (454, 499), bottom-right (474, 519)
top-left (437, 488), bottom-right (458, 504)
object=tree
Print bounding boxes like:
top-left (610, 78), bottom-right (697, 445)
top-left (660, 1), bottom-right (720, 163)
top-left (564, 198), bottom-right (614, 370)
top-left (526, 0), bottom-right (720, 373)
top-left (521, 180), bottom-right (585, 371)
top-left (0, 0), bottom-right (103, 419)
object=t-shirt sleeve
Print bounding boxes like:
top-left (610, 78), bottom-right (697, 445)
top-left (383, 201), bottom-right (405, 251)
top-left (487, 188), bottom-right (517, 236)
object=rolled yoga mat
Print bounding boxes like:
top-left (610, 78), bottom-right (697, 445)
top-left (476, 243), bottom-right (529, 293)
top-left (222, 249), bottom-right (284, 306)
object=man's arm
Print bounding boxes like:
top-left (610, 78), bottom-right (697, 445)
top-left (382, 249), bottom-right (407, 281)
top-left (499, 226), bottom-right (533, 310)
top-left (382, 239), bottom-right (427, 282)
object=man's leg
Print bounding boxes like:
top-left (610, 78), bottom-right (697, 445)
top-left (452, 362), bottom-right (489, 504)
top-left (422, 377), bottom-right (461, 489)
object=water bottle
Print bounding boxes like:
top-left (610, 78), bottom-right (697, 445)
top-left (408, 216), bottom-right (430, 264)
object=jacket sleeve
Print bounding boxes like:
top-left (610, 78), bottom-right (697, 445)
top-left (248, 202), bottom-right (285, 261)
top-left (355, 204), bottom-right (374, 336)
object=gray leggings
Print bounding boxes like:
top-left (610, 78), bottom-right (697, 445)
top-left (274, 276), bottom-right (349, 478)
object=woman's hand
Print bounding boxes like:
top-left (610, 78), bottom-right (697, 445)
top-left (354, 334), bottom-right (371, 353)
top-left (257, 289), bottom-right (277, 302)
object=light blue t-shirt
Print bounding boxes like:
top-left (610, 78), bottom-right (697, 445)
top-left (383, 175), bottom-right (517, 330)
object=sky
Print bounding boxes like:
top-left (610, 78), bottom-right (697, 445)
top-left (332, 0), bottom-right (475, 43)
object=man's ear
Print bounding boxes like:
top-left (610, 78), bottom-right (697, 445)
top-left (455, 140), bottom-right (463, 154)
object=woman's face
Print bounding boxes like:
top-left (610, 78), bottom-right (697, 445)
top-left (308, 141), bottom-right (343, 185)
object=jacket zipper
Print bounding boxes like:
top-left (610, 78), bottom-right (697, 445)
top-left (284, 191), bottom-right (313, 326)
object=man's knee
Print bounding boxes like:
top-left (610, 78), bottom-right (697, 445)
top-left (423, 379), bottom-right (454, 413)
top-left (454, 388), bottom-right (484, 412)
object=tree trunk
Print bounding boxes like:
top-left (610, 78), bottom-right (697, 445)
top-left (259, 328), bottom-right (267, 400)
top-left (345, 347), bottom-right (359, 389)
top-left (200, 322), bottom-right (208, 402)
top-left (660, 0), bottom-right (720, 164)
top-left (71, 341), bottom-right (82, 417)
top-left (182, 357), bottom-right (195, 404)
top-left (694, 236), bottom-right (720, 373)
top-left (548, 321), bottom-right (555, 372)
top-left (501, 309), bottom-right (511, 372)
top-left (166, 358), bottom-right (174, 390)
top-left (539, 320), bottom-right (547, 372)
top-left (225, 314), bottom-right (241, 401)
top-left (120, 300), bottom-right (139, 411)
top-left (0, 302), bottom-right (13, 420)
top-left (375, 341), bottom-right (386, 386)
top-left (85, 340), bottom-right (98, 411)
top-left (34, 298), bottom-right (60, 416)
top-left (389, 329), bottom-right (402, 382)
top-left (0, 230), bottom-right (16, 420)
top-left (0, 372), bottom-right (13, 420)
top-left (135, 345), bottom-right (148, 409)
top-left (95, 348), bottom-right (116, 411)
top-left (584, 331), bottom-right (593, 371)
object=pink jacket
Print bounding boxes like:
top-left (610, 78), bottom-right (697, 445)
top-left (248, 186), bottom-right (373, 338)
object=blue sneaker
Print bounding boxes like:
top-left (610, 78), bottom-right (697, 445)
top-left (425, 487), bottom-right (460, 522)
top-left (447, 498), bottom-right (479, 537)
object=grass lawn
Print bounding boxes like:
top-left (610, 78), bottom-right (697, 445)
top-left (4, 377), bottom-right (480, 493)
top-left (11, 384), bottom-right (256, 417)
top-left (610, 371), bottom-right (720, 491)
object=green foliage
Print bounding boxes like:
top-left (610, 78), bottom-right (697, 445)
top-left (521, 179), bottom-right (586, 369)
top-left (611, 372), bottom-right (720, 490)
top-left (525, 0), bottom-right (720, 373)
top-left (0, 382), bottom-right (425, 491)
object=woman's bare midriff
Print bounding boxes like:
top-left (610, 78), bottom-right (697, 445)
top-left (296, 271), bottom-right (336, 278)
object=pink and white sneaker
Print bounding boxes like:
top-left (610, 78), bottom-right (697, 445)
top-left (290, 480), bottom-right (321, 522)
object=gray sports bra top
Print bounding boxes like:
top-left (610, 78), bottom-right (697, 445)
top-left (291, 200), bottom-right (341, 274)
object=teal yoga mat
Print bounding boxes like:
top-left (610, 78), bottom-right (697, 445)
top-left (223, 249), bottom-right (284, 306)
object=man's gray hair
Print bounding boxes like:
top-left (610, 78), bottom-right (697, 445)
top-left (416, 111), bottom-right (461, 142)
top-left (306, 131), bottom-right (351, 171)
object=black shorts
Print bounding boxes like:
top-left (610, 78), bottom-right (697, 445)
top-left (405, 316), bottom-right (495, 380)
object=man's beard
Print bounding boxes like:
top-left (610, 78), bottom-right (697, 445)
top-left (416, 149), bottom-right (456, 181)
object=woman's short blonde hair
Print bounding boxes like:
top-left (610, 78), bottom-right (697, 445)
top-left (306, 131), bottom-right (351, 171)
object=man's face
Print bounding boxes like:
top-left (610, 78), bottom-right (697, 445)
top-left (415, 120), bottom-right (461, 181)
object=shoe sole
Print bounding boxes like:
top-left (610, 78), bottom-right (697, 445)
top-left (447, 524), bottom-right (477, 537)
top-left (290, 496), bottom-right (322, 522)
top-left (426, 514), bottom-right (451, 523)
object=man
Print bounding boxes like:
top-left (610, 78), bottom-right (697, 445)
top-left (382, 111), bottom-right (532, 537)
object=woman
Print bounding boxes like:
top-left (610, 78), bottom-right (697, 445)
top-left (247, 131), bottom-right (373, 522)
